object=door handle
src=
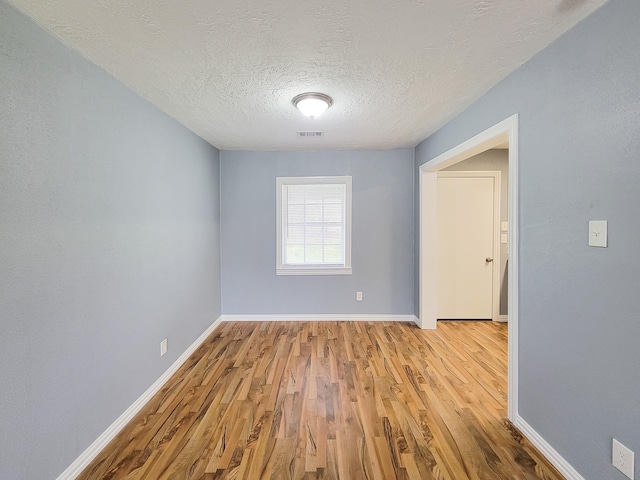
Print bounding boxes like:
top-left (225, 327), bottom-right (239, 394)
top-left (485, 257), bottom-right (493, 263)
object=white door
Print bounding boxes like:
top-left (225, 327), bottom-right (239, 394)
top-left (437, 172), bottom-right (499, 319)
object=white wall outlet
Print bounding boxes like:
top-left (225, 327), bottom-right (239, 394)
top-left (501, 233), bottom-right (508, 244)
top-left (613, 438), bottom-right (634, 479)
top-left (588, 220), bottom-right (608, 247)
top-left (356, 291), bottom-right (363, 301)
top-left (160, 339), bottom-right (168, 357)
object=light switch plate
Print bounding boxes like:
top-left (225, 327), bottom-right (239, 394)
top-left (588, 220), bottom-right (607, 247)
top-left (501, 221), bottom-right (509, 232)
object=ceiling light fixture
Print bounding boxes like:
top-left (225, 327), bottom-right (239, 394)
top-left (292, 92), bottom-right (333, 119)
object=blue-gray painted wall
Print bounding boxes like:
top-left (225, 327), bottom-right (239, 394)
top-left (416, 0), bottom-right (640, 478)
top-left (220, 150), bottom-right (415, 315)
top-left (0, 1), bottom-right (222, 478)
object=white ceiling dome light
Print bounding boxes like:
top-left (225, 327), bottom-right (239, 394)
top-left (293, 93), bottom-right (333, 119)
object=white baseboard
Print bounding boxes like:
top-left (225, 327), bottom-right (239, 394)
top-left (514, 415), bottom-right (585, 480)
top-left (221, 314), bottom-right (418, 323)
top-left (56, 316), bottom-right (223, 480)
top-left (497, 314), bottom-right (509, 322)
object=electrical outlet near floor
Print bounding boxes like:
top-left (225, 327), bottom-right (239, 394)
top-left (356, 291), bottom-right (363, 301)
top-left (160, 339), bottom-right (168, 357)
top-left (613, 438), bottom-right (635, 479)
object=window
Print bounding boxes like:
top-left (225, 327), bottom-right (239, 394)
top-left (276, 176), bottom-right (352, 275)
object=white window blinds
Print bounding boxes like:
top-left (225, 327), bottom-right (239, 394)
top-left (276, 177), bottom-right (352, 275)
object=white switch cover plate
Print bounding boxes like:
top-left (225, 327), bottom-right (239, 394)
top-left (588, 220), bottom-right (607, 247)
top-left (613, 438), bottom-right (634, 479)
top-left (356, 291), bottom-right (363, 301)
top-left (160, 339), bottom-right (168, 356)
top-left (501, 221), bottom-right (509, 232)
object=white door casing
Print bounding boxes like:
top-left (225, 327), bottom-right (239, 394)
top-left (418, 113), bottom-right (518, 422)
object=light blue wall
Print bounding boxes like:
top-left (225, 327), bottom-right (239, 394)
top-left (415, 0), bottom-right (640, 478)
top-left (221, 150), bottom-right (414, 315)
top-left (0, 1), bottom-right (221, 478)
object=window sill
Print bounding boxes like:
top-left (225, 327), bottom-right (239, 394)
top-left (276, 267), bottom-right (352, 276)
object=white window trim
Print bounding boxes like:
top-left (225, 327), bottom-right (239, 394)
top-left (276, 176), bottom-right (352, 276)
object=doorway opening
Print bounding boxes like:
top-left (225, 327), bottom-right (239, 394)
top-left (418, 114), bottom-right (519, 420)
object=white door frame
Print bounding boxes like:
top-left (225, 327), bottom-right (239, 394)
top-left (437, 170), bottom-right (501, 322)
top-left (419, 114), bottom-right (518, 421)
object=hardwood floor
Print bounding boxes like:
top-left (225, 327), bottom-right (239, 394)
top-left (78, 321), bottom-right (563, 480)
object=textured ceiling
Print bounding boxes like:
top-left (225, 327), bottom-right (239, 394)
top-left (8, 0), bottom-right (607, 150)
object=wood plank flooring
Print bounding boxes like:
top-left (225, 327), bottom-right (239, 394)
top-left (78, 321), bottom-right (563, 480)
